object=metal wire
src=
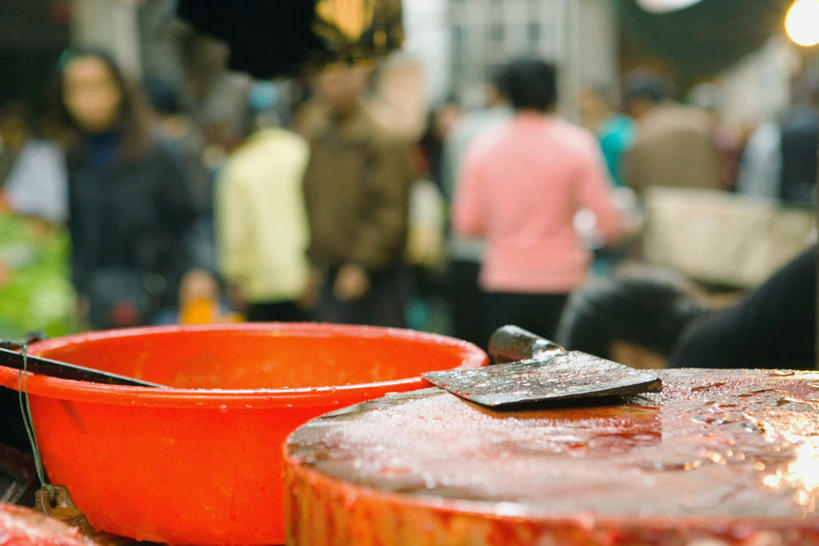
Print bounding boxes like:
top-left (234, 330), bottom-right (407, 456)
top-left (15, 341), bottom-right (54, 497)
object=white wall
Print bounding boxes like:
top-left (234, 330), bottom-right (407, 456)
top-left (562, 0), bottom-right (619, 121)
top-left (718, 36), bottom-right (799, 124)
top-left (408, 0), bottom-right (619, 116)
top-left (72, 0), bottom-right (142, 78)
top-left (402, 0), bottom-right (452, 104)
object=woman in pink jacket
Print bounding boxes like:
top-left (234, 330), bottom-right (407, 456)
top-left (452, 57), bottom-right (622, 345)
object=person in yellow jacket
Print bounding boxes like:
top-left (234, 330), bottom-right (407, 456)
top-left (216, 125), bottom-right (311, 322)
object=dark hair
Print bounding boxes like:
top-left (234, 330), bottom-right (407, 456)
top-left (490, 64), bottom-right (510, 99)
top-left (624, 72), bottom-right (668, 105)
top-left (502, 57), bottom-right (557, 112)
top-left (51, 46), bottom-right (152, 156)
top-left (556, 273), bottom-right (707, 360)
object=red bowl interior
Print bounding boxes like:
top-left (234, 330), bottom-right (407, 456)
top-left (0, 323), bottom-right (486, 409)
top-left (0, 323), bottom-right (487, 544)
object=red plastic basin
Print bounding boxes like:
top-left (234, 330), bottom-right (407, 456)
top-left (0, 323), bottom-right (486, 544)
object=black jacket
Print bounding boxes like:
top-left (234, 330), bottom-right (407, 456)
top-left (67, 134), bottom-right (208, 326)
top-left (669, 246), bottom-right (816, 370)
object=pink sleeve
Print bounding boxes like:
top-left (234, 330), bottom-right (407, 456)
top-left (451, 144), bottom-right (485, 237)
top-left (577, 143), bottom-right (623, 242)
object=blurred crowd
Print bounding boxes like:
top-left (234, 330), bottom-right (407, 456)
top-left (0, 46), bottom-right (816, 371)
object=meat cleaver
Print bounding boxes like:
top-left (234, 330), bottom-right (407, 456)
top-left (422, 325), bottom-right (662, 409)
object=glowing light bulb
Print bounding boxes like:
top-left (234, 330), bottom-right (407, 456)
top-left (785, 0), bottom-right (819, 47)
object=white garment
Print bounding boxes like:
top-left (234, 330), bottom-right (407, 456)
top-left (442, 106), bottom-right (512, 262)
top-left (5, 140), bottom-right (68, 224)
top-left (736, 122), bottom-right (781, 200)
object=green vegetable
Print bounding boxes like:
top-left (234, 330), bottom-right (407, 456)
top-left (0, 213), bottom-right (79, 339)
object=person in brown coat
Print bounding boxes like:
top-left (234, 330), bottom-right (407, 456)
top-left (623, 75), bottom-right (722, 195)
top-left (303, 65), bottom-right (414, 327)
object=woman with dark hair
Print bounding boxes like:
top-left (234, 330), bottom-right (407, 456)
top-left (452, 57), bottom-right (623, 345)
top-left (53, 47), bottom-right (214, 329)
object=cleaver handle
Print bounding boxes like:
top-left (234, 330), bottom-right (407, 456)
top-left (488, 325), bottom-right (563, 364)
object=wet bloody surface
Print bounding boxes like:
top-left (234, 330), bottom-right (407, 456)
top-left (284, 369), bottom-right (819, 545)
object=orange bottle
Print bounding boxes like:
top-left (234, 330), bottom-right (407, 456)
top-left (179, 298), bottom-right (218, 325)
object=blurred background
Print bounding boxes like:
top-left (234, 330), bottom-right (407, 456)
top-left (0, 0), bottom-right (815, 369)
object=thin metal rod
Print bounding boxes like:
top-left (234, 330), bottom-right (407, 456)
top-left (0, 347), bottom-right (164, 388)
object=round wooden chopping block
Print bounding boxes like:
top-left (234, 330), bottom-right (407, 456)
top-left (284, 369), bottom-right (819, 546)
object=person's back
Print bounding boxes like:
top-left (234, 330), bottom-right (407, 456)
top-left (441, 84), bottom-right (512, 346)
top-left (626, 102), bottom-right (721, 194)
top-left (621, 74), bottom-right (721, 195)
top-left (217, 128), bottom-right (310, 320)
top-left (452, 57), bottom-right (622, 342)
top-left (459, 114), bottom-right (620, 292)
top-left (441, 95), bottom-right (512, 201)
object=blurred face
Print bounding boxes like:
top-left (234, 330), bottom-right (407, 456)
top-left (316, 65), bottom-right (367, 116)
top-left (62, 56), bottom-right (122, 132)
